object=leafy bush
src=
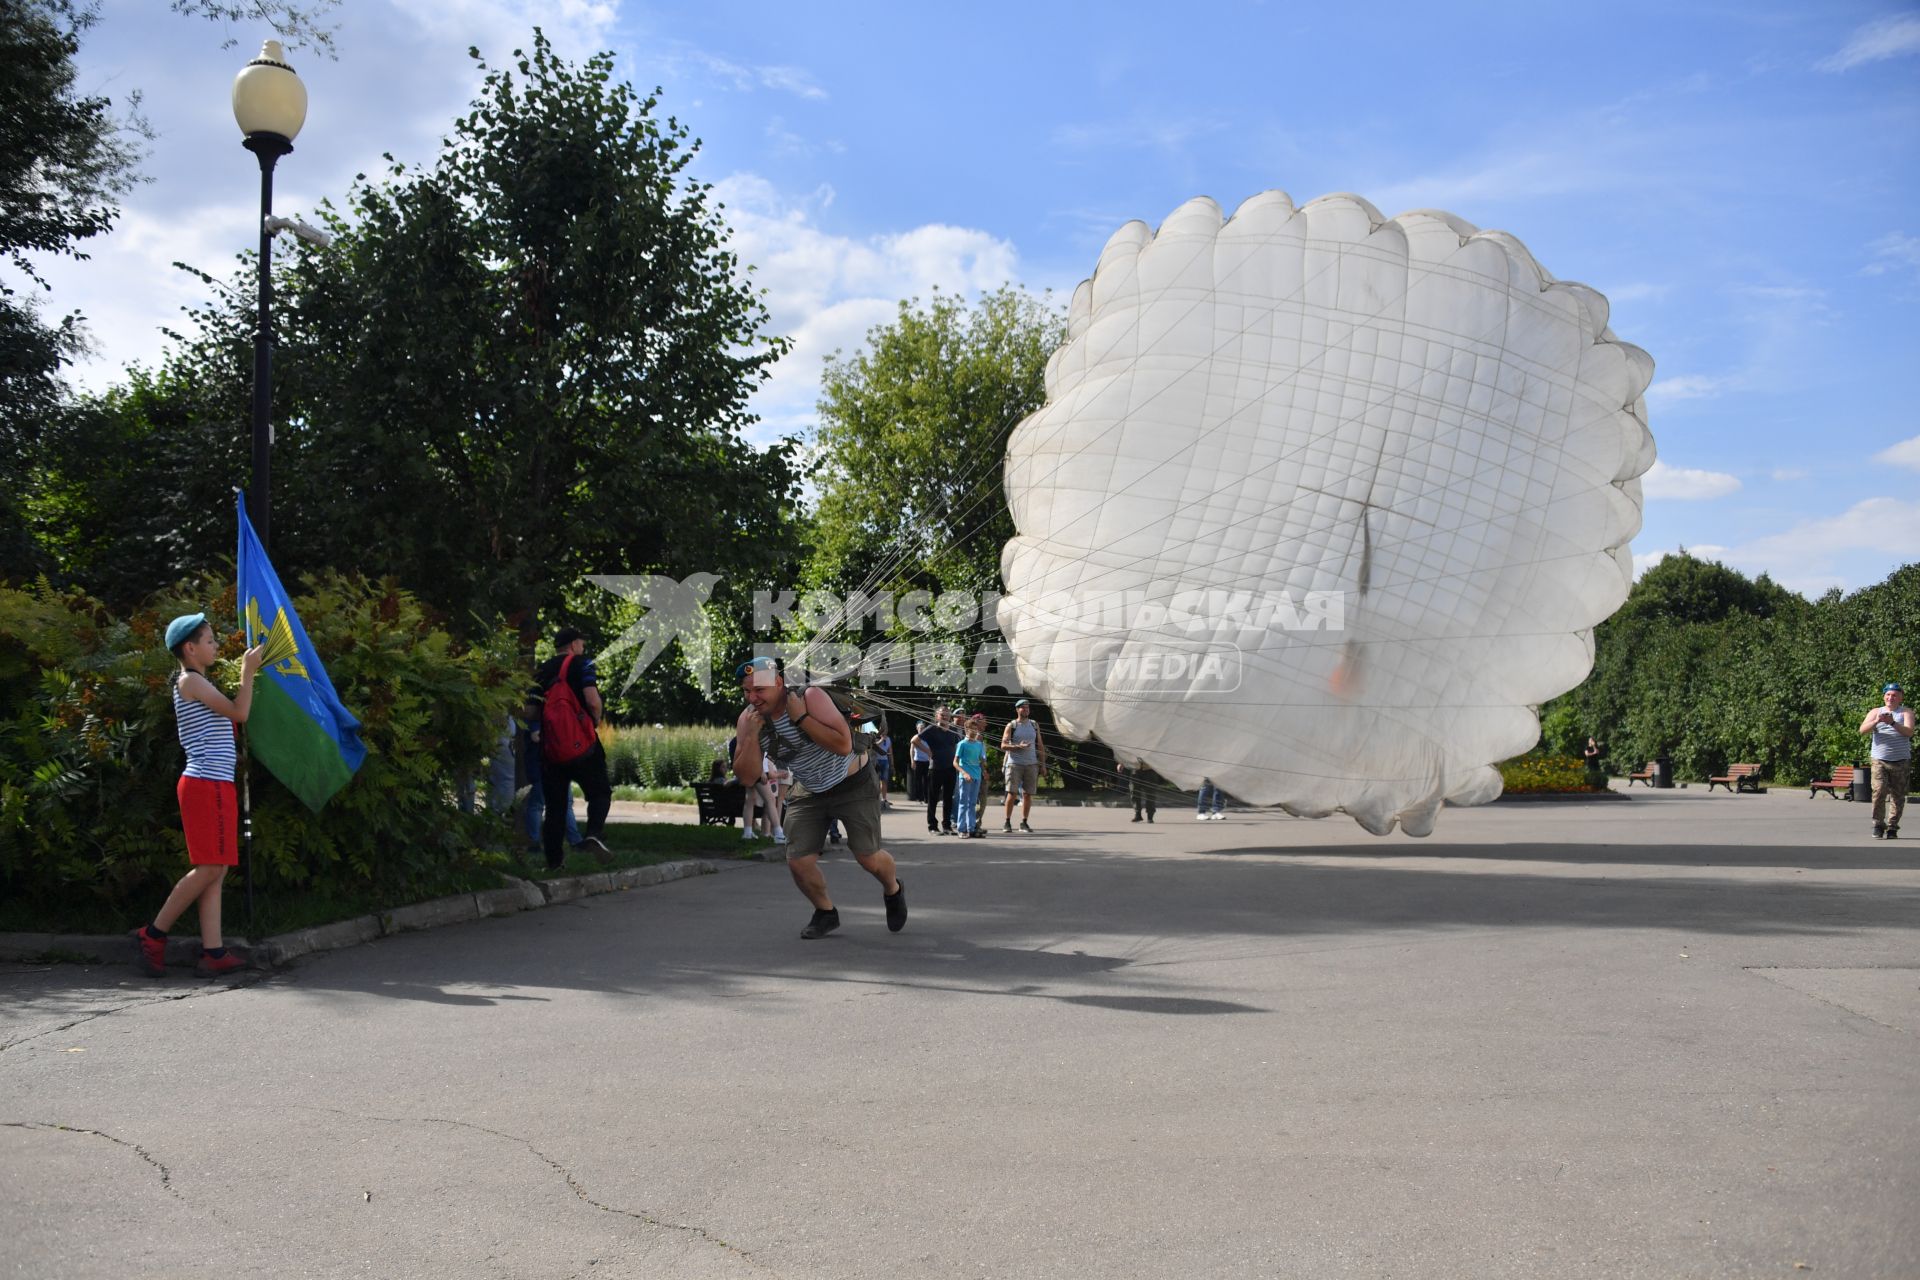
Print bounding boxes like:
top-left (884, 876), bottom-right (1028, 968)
top-left (1498, 755), bottom-right (1603, 794)
top-left (1542, 554), bottom-right (1920, 783)
top-left (604, 724), bottom-right (731, 788)
top-left (0, 575), bottom-right (522, 925)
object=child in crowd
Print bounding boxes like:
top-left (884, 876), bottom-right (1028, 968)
top-left (135, 613), bottom-right (265, 978)
top-left (954, 715), bottom-right (987, 838)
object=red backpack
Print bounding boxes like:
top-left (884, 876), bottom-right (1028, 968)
top-left (540, 654), bottom-right (598, 765)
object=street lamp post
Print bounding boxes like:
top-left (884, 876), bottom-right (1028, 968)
top-left (231, 40), bottom-right (307, 553)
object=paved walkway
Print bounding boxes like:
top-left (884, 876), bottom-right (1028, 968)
top-left (2, 788), bottom-right (1915, 1278)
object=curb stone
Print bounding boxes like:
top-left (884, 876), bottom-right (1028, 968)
top-left (0, 858), bottom-right (719, 970)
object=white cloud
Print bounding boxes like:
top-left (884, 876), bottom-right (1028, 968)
top-left (1641, 460), bottom-right (1741, 500)
top-left (1644, 501), bottom-right (1920, 594)
top-left (714, 175), bottom-right (1028, 441)
top-left (1634, 545), bottom-right (1731, 576)
top-left (1873, 434), bottom-right (1920, 471)
top-left (1770, 467), bottom-right (1809, 482)
top-left (676, 49), bottom-right (827, 99)
top-left (1647, 373), bottom-right (1733, 402)
top-left (1818, 15), bottom-right (1920, 71)
top-left (1602, 281), bottom-right (1671, 304)
top-left (1052, 115), bottom-right (1228, 154)
top-left (1733, 498), bottom-right (1920, 593)
top-left (1864, 231), bottom-right (1920, 280)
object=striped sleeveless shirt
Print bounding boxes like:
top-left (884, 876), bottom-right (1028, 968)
top-left (174, 683), bottom-right (237, 782)
top-left (768, 708), bottom-right (856, 795)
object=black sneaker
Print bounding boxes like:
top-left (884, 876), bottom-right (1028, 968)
top-left (941, 826), bottom-right (956, 836)
top-left (800, 908), bottom-right (840, 940)
top-left (884, 880), bottom-right (908, 932)
top-left (1002, 821), bottom-right (1014, 832)
top-left (1131, 814), bottom-right (1143, 823)
top-left (1888, 826), bottom-right (1900, 840)
top-left (1019, 820), bottom-right (1032, 832)
top-left (580, 834), bottom-right (614, 864)
top-left (1874, 822), bottom-right (1887, 839)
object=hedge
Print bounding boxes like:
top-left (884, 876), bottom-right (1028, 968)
top-left (0, 575), bottom-right (522, 923)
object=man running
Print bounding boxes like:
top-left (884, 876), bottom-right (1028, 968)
top-left (733, 657), bottom-right (906, 939)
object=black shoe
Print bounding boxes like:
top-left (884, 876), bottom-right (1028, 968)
top-left (800, 908), bottom-right (840, 940)
top-left (928, 824), bottom-right (939, 833)
top-left (1874, 822), bottom-right (1886, 838)
top-left (580, 834), bottom-right (613, 864)
top-left (1019, 820), bottom-right (1032, 832)
top-left (1888, 826), bottom-right (1900, 840)
top-left (1147, 813), bottom-right (1155, 823)
top-left (884, 880), bottom-right (907, 932)
top-left (942, 826), bottom-right (956, 835)
top-left (1131, 814), bottom-right (1143, 823)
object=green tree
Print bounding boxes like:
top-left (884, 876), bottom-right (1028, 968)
top-left (0, 0), bottom-right (147, 576)
top-left (38, 31), bottom-right (798, 647)
top-left (806, 286), bottom-right (1065, 604)
top-left (1540, 551), bottom-right (1919, 784)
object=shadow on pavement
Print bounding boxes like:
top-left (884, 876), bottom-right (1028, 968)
top-left (225, 839), bottom-right (1920, 1012)
top-left (12, 839), bottom-right (1916, 1019)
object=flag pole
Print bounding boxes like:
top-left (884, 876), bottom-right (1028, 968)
top-left (235, 487), bottom-right (256, 944)
top-left (240, 726), bottom-right (255, 942)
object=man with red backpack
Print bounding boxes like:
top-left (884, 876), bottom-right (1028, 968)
top-left (527, 627), bottom-right (614, 871)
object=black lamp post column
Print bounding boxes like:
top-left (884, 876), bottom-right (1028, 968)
top-left (244, 132), bottom-right (292, 553)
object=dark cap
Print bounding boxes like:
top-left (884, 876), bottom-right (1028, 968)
top-left (554, 627), bottom-right (583, 650)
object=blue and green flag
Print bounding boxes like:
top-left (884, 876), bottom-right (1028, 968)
top-left (236, 492), bottom-right (366, 810)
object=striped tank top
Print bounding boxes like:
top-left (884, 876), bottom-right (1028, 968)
top-left (174, 683), bottom-right (237, 782)
top-left (768, 708), bottom-right (856, 795)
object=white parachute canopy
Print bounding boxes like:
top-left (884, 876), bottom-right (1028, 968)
top-left (997, 191), bottom-right (1656, 835)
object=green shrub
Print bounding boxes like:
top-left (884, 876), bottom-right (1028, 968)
top-left (604, 723), bottom-right (730, 787)
top-left (0, 575), bottom-right (522, 923)
top-left (1498, 755), bottom-right (1602, 794)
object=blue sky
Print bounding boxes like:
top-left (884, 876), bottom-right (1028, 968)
top-left (36, 0), bottom-right (1920, 594)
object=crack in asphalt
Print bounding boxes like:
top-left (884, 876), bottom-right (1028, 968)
top-left (3, 1121), bottom-right (182, 1198)
top-left (0, 972), bottom-right (266, 1055)
top-left (290, 1105), bottom-right (779, 1275)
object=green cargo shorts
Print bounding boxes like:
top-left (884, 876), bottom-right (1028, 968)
top-left (783, 763), bottom-right (883, 858)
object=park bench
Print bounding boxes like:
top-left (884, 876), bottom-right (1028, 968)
top-left (1706, 763), bottom-right (1763, 793)
top-left (691, 781), bottom-right (746, 826)
top-left (1808, 765), bottom-right (1857, 799)
top-left (1627, 763), bottom-right (1657, 786)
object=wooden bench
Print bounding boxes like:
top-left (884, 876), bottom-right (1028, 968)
top-left (1809, 765), bottom-right (1857, 799)
top-left (691, 781), bottom-right (746, 826)
top-left (1626, 763), bottom-right (1657, 786)
top-left (1706, 763), bottom-right (1763, 793)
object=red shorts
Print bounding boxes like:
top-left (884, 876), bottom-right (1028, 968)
top-left (177, 776), bottom-right (239, 866)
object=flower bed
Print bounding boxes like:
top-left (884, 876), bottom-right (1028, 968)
top-left (1499, 754), bottom-right (1608, 794)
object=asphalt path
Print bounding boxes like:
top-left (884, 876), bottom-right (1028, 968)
top-left (3, 787), bottom-right (1916, 1279)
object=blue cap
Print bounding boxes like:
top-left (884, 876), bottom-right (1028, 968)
top-left (164, 612), bottom-right (208, 652)
top-left (1885, 683), bottom-right (1903, 694)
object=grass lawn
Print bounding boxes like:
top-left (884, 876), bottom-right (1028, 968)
top-left (518, 820), bottom-right (761, 878)
top-left (608, 784), bottom-right (695, 804)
